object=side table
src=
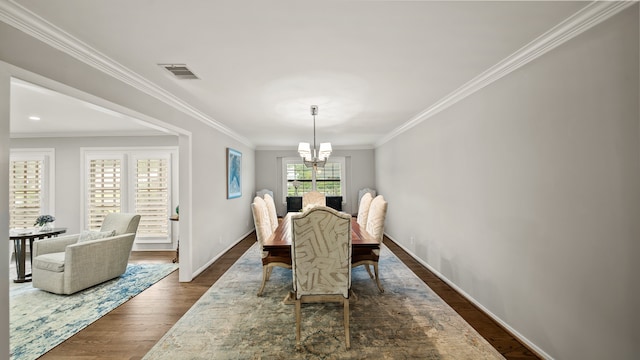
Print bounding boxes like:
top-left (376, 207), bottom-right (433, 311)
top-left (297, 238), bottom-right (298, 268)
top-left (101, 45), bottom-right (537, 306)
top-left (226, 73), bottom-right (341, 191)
top-left (9, 227), bottom-right (67, 283)
top-left (170, 216), bottom-right (179, 263)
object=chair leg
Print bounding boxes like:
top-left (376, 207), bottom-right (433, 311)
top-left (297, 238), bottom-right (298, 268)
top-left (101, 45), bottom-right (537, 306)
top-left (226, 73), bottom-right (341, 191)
top-left (257, 266), bottom-right (268, 296)
top-left (266, 266), bottom-right (273, 280)
top-left (364, 264), bottom-right (375, 279)
top-left (343, 298), bottom-right (350, 349)
top-left (295, 298), bottom-right (302, 350)
top-left (373, 262), bottom-right (384, 293)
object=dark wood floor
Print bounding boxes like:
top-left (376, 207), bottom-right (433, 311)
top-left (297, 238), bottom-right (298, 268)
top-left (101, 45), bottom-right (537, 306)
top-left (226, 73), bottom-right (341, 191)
top-left (39, 233), bottom-right (540, 359)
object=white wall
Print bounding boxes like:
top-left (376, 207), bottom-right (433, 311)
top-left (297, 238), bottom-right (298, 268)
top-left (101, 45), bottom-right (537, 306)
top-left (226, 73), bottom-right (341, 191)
top-left (376, 6), bottom-right (639, 360)
top-left (0, 65), bottom-right (10, 360)
top-left (9, 136), bottom-right (179, 250)
top-left (255, 148), bottom-right (375, 216)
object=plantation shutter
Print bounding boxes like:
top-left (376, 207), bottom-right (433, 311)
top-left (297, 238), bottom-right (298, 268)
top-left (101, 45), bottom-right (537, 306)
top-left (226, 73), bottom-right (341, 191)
top-left (135, 158), bottom-right (169, 237)
top-left (88, 158), bottom-right (121, 230)
top-left (9, 159), bottom-right (43, 229)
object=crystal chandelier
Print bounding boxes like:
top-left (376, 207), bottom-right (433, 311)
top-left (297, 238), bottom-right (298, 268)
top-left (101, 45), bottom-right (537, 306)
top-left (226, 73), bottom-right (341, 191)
top-left (298, 105), bottom-right (332, 169)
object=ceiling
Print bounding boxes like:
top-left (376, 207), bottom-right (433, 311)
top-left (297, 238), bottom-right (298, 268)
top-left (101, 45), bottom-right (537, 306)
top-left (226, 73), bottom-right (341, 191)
top-left (8, 0), bottom-right (587, 148)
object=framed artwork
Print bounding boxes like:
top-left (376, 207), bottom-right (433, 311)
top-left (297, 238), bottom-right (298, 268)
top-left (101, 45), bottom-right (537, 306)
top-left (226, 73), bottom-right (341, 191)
top-left (227, 148), bottom-right (242, 199)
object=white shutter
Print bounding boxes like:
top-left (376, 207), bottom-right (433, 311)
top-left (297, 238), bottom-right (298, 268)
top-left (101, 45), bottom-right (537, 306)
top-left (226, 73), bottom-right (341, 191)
top-left (9, 159), bottom-right (43, 229)
top-left (135, 158), bottom-right (169, 238)
top-left (88, 158), bottom-right (121, 230)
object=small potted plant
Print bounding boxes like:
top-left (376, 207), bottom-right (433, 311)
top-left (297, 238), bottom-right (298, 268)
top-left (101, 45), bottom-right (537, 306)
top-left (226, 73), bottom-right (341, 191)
top-left (34, 215), bottom-right (55, 232)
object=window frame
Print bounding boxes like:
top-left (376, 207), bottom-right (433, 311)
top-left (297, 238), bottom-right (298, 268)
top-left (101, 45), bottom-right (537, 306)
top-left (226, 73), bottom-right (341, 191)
top-left (9, 148), bottom-right (55, 229)
top-left (81, 147), bottom-right (178, 244)
top-left (281, 156), bottom-right (346, 204)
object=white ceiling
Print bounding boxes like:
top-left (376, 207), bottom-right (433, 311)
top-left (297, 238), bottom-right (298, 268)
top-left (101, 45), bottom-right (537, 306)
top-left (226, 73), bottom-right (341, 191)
top-left (8, 0), bottom-right (587, 147)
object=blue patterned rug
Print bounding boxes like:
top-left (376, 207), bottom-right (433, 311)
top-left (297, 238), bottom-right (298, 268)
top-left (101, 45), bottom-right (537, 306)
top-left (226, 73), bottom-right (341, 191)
top-left (10, 263), bottom-right (178, 360)
top-left (144, 244), bottom-right (504, 359)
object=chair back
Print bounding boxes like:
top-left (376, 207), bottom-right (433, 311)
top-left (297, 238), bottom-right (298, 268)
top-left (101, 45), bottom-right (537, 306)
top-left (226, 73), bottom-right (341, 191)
top-left (251, 197), bottom-right (273, 247)
top-left (255, 188), bottom-right (274, 199)
top-left (357, 192), bottom-right (373, 230)
top-left (365, 195), bottom-right (388, 242)
top-left (302, 191), bottom-right (326, 209)
top-left (291, 206), bottom-right (352, 299)
top-left (263, 193), bottom-right (279, 232)
top-left (100, 213), bottom-right (141, 236)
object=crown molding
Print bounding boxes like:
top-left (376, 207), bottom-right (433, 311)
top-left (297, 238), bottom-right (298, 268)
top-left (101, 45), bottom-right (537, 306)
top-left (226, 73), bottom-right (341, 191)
top-left (0, 0), bottom-right (254, 148)
top-left (376, 1), bottom-right (636, 147)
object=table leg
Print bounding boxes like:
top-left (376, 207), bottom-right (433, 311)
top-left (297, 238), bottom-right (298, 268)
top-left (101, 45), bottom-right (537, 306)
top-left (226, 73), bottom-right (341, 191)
top-left (13, 238), bottom-right (30, 283)
top-left (172, 239), bottom-right (179, 263)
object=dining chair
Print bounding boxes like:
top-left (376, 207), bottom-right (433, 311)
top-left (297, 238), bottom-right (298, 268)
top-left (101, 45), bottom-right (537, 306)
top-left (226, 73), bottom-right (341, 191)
top-left (356, 192), bottom-right (373, 230)
top-left (291, 206), bottom-right (352, 350)
top-left (352, 195), bottom-right (387, 293)
top-left (251, 196), bottom-right (291, 296)
top-left (263, 193), bottom-right (279, 232)
top-left (302, 191), bottom-right (326, 210)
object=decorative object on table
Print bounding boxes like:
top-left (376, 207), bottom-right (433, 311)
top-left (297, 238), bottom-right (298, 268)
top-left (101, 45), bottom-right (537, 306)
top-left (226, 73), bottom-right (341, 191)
top-left (34, 214), bottom-right (55, 231)
top-left (298, 105), bottom-right (332, 171)
top-left (227, 147), bottom-right (242, 199)
top-left (291, 180), bottom-right (301, 196)
top-left (142, 242), bottom-right (503, 359)
top-left (10, 263), bottom-right (178, 360)
top-left (175, 205), bottom-right (179, 215)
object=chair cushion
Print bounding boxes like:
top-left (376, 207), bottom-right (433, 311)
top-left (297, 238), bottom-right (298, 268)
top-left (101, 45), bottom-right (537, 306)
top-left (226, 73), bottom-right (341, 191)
top-left (33, 252), bottom-right (66, 272)
top-left (78, 229), bottom-right (116, 242)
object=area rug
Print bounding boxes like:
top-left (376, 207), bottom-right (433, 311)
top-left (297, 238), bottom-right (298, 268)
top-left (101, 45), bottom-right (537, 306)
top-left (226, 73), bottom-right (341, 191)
top-left (10, 263), bottom-right (178, 360)
top-left (143, 245), bottom-right (504, 359)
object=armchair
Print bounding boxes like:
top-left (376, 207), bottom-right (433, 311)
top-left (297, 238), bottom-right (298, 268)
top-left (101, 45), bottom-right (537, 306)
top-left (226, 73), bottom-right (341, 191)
top-left (32, 213), bottom-right (141, 295)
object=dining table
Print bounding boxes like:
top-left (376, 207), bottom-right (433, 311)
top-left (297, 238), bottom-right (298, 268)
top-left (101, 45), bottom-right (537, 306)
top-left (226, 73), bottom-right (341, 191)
top-left (9, 227), bottom-right (67, 283)
top-left (262, 212), bottom-right (379, 303)
top-left (262, 212), bottom-right (380, 253)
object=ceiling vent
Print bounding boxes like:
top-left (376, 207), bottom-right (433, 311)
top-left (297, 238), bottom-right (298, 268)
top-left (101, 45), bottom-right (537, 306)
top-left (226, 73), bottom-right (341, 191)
top-left (159, 64), bottom-right (199, 79)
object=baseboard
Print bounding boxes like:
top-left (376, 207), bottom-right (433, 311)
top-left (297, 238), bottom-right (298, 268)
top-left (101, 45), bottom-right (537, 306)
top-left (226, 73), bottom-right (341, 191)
top-left (384, 233), bottom-right (553, 360)
top-left (191, 229), bottom-right (254, 279)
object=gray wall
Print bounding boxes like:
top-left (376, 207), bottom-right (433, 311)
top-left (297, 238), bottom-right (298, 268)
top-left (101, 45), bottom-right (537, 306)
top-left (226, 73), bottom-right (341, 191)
top-left (9, 136), bottom-right (179, 250)
top-left (376, 6), bottom-right (639, 360)
top-left (255, 148), bottom-right (375, 216)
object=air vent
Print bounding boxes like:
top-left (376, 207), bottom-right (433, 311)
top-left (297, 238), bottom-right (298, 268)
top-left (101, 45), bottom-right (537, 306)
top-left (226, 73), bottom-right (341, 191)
top-left (158, 64), bottom-right (199, 79)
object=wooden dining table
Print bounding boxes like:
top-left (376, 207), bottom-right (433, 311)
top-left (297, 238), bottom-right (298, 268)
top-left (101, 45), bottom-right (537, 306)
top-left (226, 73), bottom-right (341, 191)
top-left (262, 212), bottom-right (379, 302)
top-left (262, 213), bottom-right (380, 255)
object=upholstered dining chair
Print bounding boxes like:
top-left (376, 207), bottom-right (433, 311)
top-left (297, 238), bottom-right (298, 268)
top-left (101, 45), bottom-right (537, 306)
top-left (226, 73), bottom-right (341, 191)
top-left (251, 196), bottom-right (291, 296)
top-left (263, 193), bottom-right (279, 232)
top-left (352, 195), bottom-right (388, 293)
top-left (302, 191), bottom-right (326, 210)
top-left (291, 206), bottom-right (352, 350)
top-left (356, 192), bottom-right (373, 230)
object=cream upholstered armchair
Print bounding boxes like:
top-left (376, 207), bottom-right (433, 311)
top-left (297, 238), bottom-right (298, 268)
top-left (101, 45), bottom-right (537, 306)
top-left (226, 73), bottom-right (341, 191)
top-left (291, 206), bottom-right (352, 349)
top-left (32, 213), bottom-right (141, 295)
top-left (252, 196), bottom-right (291, 296)
top-left (302, 191), bottom-right (326, 210)
top-left (352, 195), bottom-right (388, 293)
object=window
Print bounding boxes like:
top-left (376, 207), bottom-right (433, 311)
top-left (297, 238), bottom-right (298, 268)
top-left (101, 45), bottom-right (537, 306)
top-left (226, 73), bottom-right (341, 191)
top-left (282, 157), bottom-right (345, 202)
top-left (9, 149), bottom-right (54, 229)
top-left (83, 148), bottom-right (177, 243)
top-left (87, 157), bottom-right (121, 230)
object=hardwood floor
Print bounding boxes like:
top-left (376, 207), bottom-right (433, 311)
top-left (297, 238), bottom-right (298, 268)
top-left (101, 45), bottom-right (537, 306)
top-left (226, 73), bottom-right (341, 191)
top-left (39, 233), bottom-right (540, 359)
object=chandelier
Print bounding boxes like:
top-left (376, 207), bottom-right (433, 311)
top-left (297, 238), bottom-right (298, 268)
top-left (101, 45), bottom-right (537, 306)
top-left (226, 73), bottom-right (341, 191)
top-left (298, 105), bottom-right (332, 169)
